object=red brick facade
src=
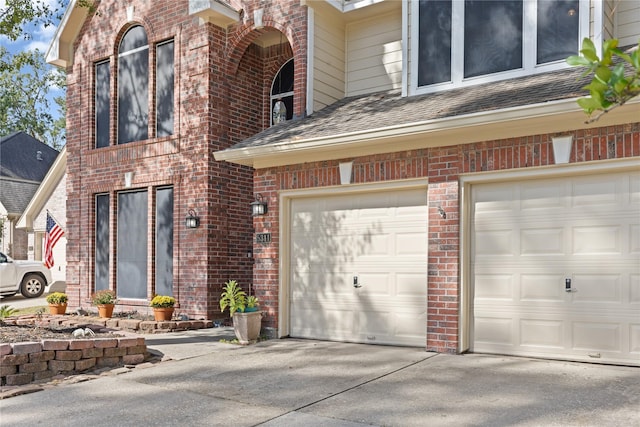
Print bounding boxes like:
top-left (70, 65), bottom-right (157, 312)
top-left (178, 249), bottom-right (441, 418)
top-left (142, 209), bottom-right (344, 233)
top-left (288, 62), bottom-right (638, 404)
top-left (64, 0), bottom-right (307, 319)
top-left (253, 124), bottom-right (640, 351)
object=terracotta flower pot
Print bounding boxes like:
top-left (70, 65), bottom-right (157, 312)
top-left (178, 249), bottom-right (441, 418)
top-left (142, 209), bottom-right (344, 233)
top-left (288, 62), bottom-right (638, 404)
top-left (98, 304), bottom-right (115, 318)
top-left (48, 303), bottom-right (67, 315)
top-left (153, 307), bottom-right (175, 322)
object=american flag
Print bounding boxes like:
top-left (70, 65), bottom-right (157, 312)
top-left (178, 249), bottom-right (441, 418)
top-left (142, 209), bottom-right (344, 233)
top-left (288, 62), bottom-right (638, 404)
top-left (44, 212), bottom-right (64, 269)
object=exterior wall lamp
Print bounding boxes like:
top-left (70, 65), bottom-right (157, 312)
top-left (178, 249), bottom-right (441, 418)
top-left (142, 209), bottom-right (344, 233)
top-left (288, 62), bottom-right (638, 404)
top-left (251, 194), bottom-right (268, 216)
top-left (185, 209), bottom-right (200, 229)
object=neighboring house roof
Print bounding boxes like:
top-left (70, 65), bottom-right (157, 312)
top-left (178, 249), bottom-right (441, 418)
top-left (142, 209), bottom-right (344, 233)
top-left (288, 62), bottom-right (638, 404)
top-left (0, 132), bottom-right (59, 181)
top-left (215, 65), bottom-right (640, 167)
top-left (0, 178), bottom-right (40, 215)
top-left (17, 146), bottom-right (67, 230)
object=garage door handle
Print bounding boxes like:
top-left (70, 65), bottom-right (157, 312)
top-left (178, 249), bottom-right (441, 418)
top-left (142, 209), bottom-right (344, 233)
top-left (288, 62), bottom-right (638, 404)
top-left (353, 275), bottom-right (362, 288)
top-left (565, 278), bottom-right (577, 292)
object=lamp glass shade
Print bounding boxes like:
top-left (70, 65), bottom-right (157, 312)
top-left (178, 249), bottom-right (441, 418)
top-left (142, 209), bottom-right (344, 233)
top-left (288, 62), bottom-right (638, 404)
top-left (251, 200), bottom-right (267, 216)
top-left (185, 216), bottom-right (199, 228)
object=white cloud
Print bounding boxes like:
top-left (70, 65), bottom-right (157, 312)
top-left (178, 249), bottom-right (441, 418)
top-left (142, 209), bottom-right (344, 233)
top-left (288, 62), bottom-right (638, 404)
top-left (26, 39), bottom-right (51, 53)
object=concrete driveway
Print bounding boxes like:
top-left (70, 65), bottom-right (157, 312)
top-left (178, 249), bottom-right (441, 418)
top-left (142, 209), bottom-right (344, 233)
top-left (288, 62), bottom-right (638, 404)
top-left (1, 335), bottom-right (638, 426)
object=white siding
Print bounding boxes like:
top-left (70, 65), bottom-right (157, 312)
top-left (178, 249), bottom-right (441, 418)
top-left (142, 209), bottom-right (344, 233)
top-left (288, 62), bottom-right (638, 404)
top-left (603, 0), bottom-right (616, 40)
top-left (346, 10), bottom-right (402, 96)
top-left (313, 12), bottom-right (345, 112)
top-left (616, 0), bottom-right (640, 46)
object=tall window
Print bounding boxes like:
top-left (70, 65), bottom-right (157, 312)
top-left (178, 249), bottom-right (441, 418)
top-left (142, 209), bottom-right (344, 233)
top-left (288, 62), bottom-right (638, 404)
top-left (95, 61), bottom-right (110, 148)
top-left (118, 25), bottom-right (149, 144)
top-left (155, 187), bottom-right (173, 296)
top-left (156, 40), bottom-right (174, 138)
top-left (270, 58), bottom-right (294, 126)
top-left (117, 190), bottom-right (148, 299)
top-left (415, 0), bottom-right (585, 93)
top-left (95, 194), bottom-right (110, 291)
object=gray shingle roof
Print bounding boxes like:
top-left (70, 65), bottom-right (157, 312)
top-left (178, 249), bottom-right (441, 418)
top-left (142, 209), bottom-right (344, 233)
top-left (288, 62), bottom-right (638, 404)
top-left (227, 66), bottom-right (590, 151)
top-left (0, 132), bottom-right (59, 181)
top-left (0, 178), bottom-right (40, 214)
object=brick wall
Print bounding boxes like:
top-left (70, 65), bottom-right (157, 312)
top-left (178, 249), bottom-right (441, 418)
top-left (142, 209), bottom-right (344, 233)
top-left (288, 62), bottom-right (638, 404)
top-left (64, 0), bottom-right (307, 320)
top-left (254, 123), bottom-right (640, 351)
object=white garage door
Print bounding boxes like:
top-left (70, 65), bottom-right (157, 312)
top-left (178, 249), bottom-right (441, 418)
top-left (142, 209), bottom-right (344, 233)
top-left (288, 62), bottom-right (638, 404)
top-left (471, 171), bottom-right (640, 366)
top-left (290, 188), bottom-right (428, 346)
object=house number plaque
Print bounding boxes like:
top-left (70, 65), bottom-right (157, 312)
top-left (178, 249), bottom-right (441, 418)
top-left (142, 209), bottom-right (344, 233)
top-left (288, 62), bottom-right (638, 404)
top-left (256, 233), bottom-right (271, 244)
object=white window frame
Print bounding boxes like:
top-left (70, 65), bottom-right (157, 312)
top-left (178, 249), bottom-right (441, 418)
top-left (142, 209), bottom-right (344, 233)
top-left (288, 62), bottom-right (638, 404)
top-left (408, 0), bottom-right (590, 96)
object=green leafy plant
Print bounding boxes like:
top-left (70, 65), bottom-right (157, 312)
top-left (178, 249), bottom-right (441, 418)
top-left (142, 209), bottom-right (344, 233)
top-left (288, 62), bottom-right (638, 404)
top-left (246, 295), bottom-right (259, 309)
top-left (46, 292), bottom-right (68, 304)
top-left (219, 280), bottom-right (247, 316)
top-left (0, 304), bottom-right (17, 319)
top-left (567, 38), bottom-right (640, 122)
top-left (149, 295), bottom-right (176, 308)
top-left (91, 289), bottom-right (117, 305)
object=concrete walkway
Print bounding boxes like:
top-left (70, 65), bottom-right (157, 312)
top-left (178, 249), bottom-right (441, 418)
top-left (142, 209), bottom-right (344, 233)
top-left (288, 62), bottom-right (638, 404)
top-left (1, 329), bottom-right (639, 426)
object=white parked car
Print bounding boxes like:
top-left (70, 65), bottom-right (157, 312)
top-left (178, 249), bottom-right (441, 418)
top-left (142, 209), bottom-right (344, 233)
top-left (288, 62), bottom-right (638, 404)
top-left (0, 251), bottom-right (52, 298)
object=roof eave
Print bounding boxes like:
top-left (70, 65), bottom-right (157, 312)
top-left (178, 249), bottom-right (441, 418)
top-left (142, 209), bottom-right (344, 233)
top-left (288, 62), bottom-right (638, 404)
top-left (16, 148), bottom-right (67, 230)
top-left (213, 98), bottom-right (640, 168)
top-left (188, 0), bottom-right (241, 28)
top-left (46, 0), bottom-right (92, 68)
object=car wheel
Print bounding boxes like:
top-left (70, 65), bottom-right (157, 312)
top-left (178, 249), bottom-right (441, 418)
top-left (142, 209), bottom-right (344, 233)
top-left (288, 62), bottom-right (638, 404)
top-left (20, 274), bottom-right (46, 298)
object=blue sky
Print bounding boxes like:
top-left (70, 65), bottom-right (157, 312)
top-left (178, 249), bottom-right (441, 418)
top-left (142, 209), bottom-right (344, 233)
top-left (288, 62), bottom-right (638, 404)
top-left (1, 0), bottom-right (66, 124)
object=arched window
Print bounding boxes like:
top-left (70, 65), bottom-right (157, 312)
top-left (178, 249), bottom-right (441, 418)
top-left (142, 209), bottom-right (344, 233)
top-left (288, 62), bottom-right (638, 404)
top-left (270, 58), bottom-right (294, 126)
top-left (118, 25), bottom-right (149, 144)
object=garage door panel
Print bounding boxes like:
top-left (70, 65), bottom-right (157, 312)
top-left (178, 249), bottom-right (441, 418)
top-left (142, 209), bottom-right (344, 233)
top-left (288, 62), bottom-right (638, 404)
top-left (474, 317), bottom-right (513, 345)
top-left (520, 275), bottom-right (564, 302)
top-left (474, 274), bottom-right (514, 300)
top-left (472, 171), bottom-right (639, 365)
top-left (631, 275), bottom-right (640, 304)
top-left (572, 226), bottom-right (622, 255)
top-left (631, 225), bottom-right (640, 253)
top-left (572, 177), bottom-right (621, 206)
top-left (520, 181), bottom-right (565, 209)
top-left (572, 322), bottom-right (621, 352)
top-left (396, 273), bottom-right (428, 297)
top-left (572, 274), bottom-right (622, 304)
top-left (521, 228), bottom-right (564, 254)
top-left (475, 230), bottom-right (513, 256)
top-left (520, 319), bottom-right (564, 348)
top-left (290, 188), bottom-right (428, 347)
top-left (631, 325), bottom-right (640, 354)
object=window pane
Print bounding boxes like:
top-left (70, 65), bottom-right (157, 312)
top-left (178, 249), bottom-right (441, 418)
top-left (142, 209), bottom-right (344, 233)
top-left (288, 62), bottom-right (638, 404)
top-left (95, 194), bottom-right (109, 291)
top-left (95, 61), bottom-right (110, 148)
top-left (117, 190), bottom-right (148, 299)
top-left (155, 187), bottom-right (173, 296)
top-left (156, 41), bottom-right (174, 138)
top-left (118, 25), bottom-right (148, 53)
top-left (464, 0), bottom-right (522, 78)
top-left (272, 59), bottom-right (294, 96)
top-left (418, 0), bottom-right (452, 86)
top-left (118, 26), bottom-right (149, 144)
top-left (537, 0), bottom-right (579, 64)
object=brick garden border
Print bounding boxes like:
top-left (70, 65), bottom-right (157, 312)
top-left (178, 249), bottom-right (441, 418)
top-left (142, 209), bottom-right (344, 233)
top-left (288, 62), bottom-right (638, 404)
top-left (1, 314), bottom-right (215, 386)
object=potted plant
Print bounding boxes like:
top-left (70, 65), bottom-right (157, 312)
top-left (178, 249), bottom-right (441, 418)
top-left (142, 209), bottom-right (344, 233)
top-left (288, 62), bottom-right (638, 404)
top-left (92, 289), bottom-right (117, 318)
top-left (220, 280), bottom-right (262, 344)
top-left (150, 295), bottom-right (176, 321)
top-left (46, 292), bottom-right (68, 315)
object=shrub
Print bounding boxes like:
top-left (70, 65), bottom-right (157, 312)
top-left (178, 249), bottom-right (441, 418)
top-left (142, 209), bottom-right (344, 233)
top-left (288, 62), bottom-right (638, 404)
top-left (46, 292), bottom-right (68, 304)
top-left (149, 295), bottom-right (176, 308)
top-left (92, 289), bottom-right (117, 305)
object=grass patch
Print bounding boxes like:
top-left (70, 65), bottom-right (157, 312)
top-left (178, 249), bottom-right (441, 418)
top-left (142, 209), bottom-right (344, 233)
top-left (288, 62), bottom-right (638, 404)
top-left (12, 306), bottom-right (47, 316)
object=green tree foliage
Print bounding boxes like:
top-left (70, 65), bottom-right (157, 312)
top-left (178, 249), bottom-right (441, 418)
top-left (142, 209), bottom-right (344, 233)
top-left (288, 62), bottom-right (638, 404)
top-left (567, 38), bottom-right (640, 122)
top-left (0, 0), bottom-right (61, 41)
top-left (0, 47), bottom-right (66, 148)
